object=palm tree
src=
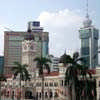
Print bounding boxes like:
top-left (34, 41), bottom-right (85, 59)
top-left (64, 52), bottom-right (94, 100)
top-left (0, 74), bottom-right (6, 100)
top-left (34, 57), bottom-right (51, 100)
top-left (60, 52), bottom-right (72, 66)
top-left (64, 52), bottom-right (85, 100)
top-left (12, 62), bottom-right (31, 100)
top-left (79, 66), bottom-right (96, 100)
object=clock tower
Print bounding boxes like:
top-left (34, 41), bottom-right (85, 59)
top-left (22, 33), bottom-right (41, 72)
top-left (22, 21), bottom-right (49, 73)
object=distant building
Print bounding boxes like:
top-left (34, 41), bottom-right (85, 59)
top-left (48, 55), bottom-right (60, 72)
top-left (0, 56), bottom-right (4, 74)
top-left (4, 21), bottom-right (49, 74)
top-left (79, 15), bottom-right (99, 68)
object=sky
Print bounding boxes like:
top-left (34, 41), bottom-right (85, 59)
top-left (0, 0), bottom-right (100, 57)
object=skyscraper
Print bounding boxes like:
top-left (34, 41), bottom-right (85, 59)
top-left (0, 56), bottom-right (4, 74)
top-left (4, 21), bottom-right (49, 74)
top-left (79, 10), bottom-right (99, 68)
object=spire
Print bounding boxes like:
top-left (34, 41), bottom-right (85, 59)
top-left (83, 0), bottom-right (92, 28)
top-left (27, 22), bottom-right (32, 32)
top-left (86, 0), bottom-right (89, 18)
top-left (64, 49), bottom-right (66, 54)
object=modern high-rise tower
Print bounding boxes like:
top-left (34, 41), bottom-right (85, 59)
top-left (4, 21), bottom-right (49, 74)
top-left (79, 1), bottom-right (99, 68)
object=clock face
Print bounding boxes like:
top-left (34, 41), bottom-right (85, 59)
top-left (35, 36), bottom-right (39, 41)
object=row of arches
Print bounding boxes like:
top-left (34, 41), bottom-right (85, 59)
top-left (36, 91), bottom-right (58, 99)
top-left (36, 82), bottom-right (58, 87)
top-left (1, 89), bottom-right (59, 99)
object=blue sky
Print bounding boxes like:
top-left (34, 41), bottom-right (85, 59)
top-left (0, 0), bottom-right (99, 29)
top-left (0, 0), bottom-right (99, 57)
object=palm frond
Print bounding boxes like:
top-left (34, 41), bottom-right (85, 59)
top-left (14, 62), bottom-right (21, 67)
top-left (13, 62), bottom-right (30, 81)
top-left (34, 57), bottom-right (41, 62)
top-left (34, 57), bottom-right (51, 76)
top-left (22, 64), bottom-right (28, 68)
top-left (73, 52), bottom-right (79, 60)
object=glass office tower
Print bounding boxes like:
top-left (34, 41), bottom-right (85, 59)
top-left (4, 21), bottom-right (49, 74)
top-left (79, 16), bottom-right (99, 68)
top-left (0, 56), bottom-right (4, 74)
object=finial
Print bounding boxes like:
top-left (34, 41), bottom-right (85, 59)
top-left (27, 22), bottom-right (32, 33)
top-left (86, 0), bottom-right (89, 18)
top-left (64, 49), bottom-right (66, 54)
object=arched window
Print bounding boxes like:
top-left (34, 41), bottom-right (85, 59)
top-left (49, 82), bottom-right (53, 87)
top-left (45, 92), bottom-right (48, 98)
top-left (45, 82), bottom-right (48, 86)
top-left (39, 92), bottom-right (41, 98)
top-left (50, 91), bottom-right (53, 98)
top-left (7, 91), bottom-right (9, 96)
top-left (54, 92), bottom-right (58, 97)
top-left (54, 82), bottom-right (58, 87)
top-left (36, 82), bottom-right (41, 87)
top-left (36, 92), bottom-right (38, 97)
top-left (25, 91), bottom-right (32, 99)
top-left (12, 91), bottom-right (14, 96)
top-left (61, 80), bottom-right (63, 86)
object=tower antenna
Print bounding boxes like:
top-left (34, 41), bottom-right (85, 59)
top-left (86, 0), bottom-right (89, 18)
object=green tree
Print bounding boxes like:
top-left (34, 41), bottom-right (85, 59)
top-left (64, 52), bottom-right (86, 100)
top-left (64, 52), bottom-right (94, 100)
top-left (0, 74), bottom-right (6, 100)
top-left (34, 57), bottom-right (51, 100)
top-left (79, 66), bottom-right (96, 100)
top-left (60, 53), bottom-right (72, 66)
top-left (12, 62), bottom-right (31, 100)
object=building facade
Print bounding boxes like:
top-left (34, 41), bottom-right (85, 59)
top-left (0, 56), bottom-right (4, 74)
top-left (4, 21), bottom-right (49, 74)
top-left (79, 16), bottom-right (99, 68)
top-left (2, 65), bottom-right (68, 100)
top-left (49, 55), bottom-right (60, 72)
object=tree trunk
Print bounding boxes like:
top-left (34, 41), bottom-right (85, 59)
top-left (72, 80), bottom-right (76, 100)
top-left (19, 75), bottom-right (22, 100)
top-left (68, 80), bottom-right (72, 100)
top-left (68, 86), bottom-right (72, 100)
top-left (0, 82), bottom-right (1, 100)
top-left (42, 74), bottom-right (44, 100)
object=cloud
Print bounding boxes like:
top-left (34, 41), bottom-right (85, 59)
top-left (37, 9), bottom-right (84, 57)
top-left (0, 9), bottom-right (84, 57)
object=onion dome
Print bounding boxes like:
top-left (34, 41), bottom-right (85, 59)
top-left (83, 15), bottom-right (92, 28)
